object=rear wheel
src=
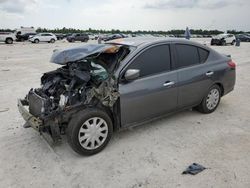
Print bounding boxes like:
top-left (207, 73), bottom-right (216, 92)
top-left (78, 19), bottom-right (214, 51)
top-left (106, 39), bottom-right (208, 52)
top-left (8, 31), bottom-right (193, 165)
top-left (221, 40), bottom-right (226, 46)
top-left (5, 38), bottom-right (13, 44)
top-left (34, 39), bottom-right (39, 43)
top-left (195, 85), bottom-right (221, 114)
top-left (50, 39), bottom-right (55, 43)
top-left (67, 108), bottom-right (113, 155)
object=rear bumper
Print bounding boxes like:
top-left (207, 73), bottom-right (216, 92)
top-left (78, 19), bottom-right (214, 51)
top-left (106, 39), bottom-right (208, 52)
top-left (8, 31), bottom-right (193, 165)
top-left (17, 98), bottom-right (43, 132)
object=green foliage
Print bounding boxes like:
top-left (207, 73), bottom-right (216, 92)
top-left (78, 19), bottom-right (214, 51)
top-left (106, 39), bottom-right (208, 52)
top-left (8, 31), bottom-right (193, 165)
top-left (0, 27), bottom-right (249, 35)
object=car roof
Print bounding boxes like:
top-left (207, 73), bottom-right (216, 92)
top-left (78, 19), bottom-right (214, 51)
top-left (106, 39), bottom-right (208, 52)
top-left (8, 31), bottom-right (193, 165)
top-left (106, 37), bottom-right (208, 49)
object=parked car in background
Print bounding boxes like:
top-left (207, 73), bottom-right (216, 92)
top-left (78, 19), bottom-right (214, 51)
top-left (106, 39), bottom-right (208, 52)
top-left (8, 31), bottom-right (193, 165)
top-left (14, 26), bottom-right (36, 37)
top-left (211, 34), bottom-right (236, 45)
top-left (55, 33), bottom-right (65, 40)
top-left (103, 34), bottom-right (124, 41)
top-left (18, 37), bottom-right (236, 155)
top-left (88, 34), bottom-right (96, 40)
top-left (236, 34), bottom-right (250, 42)
top-left (168, 34), bottom-right (175, 37)
top-left (29, 33), bottom-right (57, 43)
top-left (16, 33), bottom-right (36, 42)
top-left (66, 33), bottom-right (89, 42)
top-left (0, 32), bottom-right (16, 44)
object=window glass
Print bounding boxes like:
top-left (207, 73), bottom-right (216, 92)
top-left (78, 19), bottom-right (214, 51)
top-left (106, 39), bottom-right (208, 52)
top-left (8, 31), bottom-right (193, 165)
top-left (175, 44), bottom-right (199, 68)
top-left (198, 48), bottom-right (209, 63)
top-left (127, 45), bottom-right (171, 78)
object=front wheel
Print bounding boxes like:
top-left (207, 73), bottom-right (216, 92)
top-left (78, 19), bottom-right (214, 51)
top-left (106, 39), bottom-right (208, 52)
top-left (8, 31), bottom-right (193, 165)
top-left (231, 40), bottom-right (235, 45)
top-left (50, 39), bottom-right (55, 43)
top-left (5, 38), bottom-right (13, 44)
top-left (221, 40), bottom-right (226, 46)
top-left (195, 85), bottom-right (221, 114)
top-left (67, 108), bottom-right (113, 155)
top-left (34, 39), bottom-right (39, 43)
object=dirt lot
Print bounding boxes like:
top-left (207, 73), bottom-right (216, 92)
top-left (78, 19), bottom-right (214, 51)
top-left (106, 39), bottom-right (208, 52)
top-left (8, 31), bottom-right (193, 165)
top-left (0, 39), bottom-right (249, 188)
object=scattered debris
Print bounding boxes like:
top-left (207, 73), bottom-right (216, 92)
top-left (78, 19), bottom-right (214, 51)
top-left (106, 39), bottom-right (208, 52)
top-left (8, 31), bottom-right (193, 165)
top-left (182, 163), bottom-right (207, 175)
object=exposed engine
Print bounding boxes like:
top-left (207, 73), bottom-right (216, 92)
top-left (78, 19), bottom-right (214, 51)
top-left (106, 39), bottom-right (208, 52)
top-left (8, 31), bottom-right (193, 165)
top-left (28, 60), bottom-right (114, 117)
top-left (26, 44), bottom-right (131, 118)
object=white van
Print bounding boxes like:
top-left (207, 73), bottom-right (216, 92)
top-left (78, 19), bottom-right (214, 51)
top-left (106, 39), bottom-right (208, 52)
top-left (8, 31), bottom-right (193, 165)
top-left (14, 27), bottom-right (36, 36)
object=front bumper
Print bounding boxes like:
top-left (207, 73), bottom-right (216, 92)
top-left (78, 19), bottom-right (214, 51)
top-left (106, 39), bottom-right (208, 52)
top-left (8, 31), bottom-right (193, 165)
top-left (211, 39), bottom-right (223, 45)
top-left (17, 99), bottom-right (43, 132)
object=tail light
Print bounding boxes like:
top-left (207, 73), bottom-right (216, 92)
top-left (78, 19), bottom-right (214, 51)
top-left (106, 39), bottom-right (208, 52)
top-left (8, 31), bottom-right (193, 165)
top-left (228, 60), bottom-right (236, 69)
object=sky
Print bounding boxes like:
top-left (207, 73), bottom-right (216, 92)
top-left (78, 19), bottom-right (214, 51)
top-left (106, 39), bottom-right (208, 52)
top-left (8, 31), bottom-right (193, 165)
top-left (0, 0), bottom-right (250, 31)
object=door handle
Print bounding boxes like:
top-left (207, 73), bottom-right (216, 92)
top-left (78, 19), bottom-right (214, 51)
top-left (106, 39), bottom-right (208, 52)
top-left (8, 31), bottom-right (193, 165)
top-left (163, 81), bottom-right (175, 87)
top-left (206, 71), bottom-right (214, 76)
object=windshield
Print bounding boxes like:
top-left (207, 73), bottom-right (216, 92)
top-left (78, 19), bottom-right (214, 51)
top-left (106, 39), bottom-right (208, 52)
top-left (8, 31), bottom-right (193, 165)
top-left (90, 62), bottom-right (108, 81)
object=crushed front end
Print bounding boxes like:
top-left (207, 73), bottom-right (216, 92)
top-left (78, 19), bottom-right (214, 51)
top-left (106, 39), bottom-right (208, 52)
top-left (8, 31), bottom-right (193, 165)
top-left (18, 43), bottom-right (132, 142)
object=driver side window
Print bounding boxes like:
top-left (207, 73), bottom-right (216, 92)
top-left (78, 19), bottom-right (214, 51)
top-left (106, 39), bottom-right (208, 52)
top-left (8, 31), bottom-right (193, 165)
top-left (127, 44), bottom-right (171, 78)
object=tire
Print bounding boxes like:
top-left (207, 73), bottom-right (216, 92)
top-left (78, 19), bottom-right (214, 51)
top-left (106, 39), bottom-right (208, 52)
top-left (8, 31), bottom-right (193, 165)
top-left (195, 85), bottom-right (221, 114)
top-left (221, 41), bottom-right (226, 46)
top-left (34, 39), bottom-right (39, 43)
top-left (231, 40), bottom-right (235, 45)
top-left (67, 108), bottom-right (113, 156)
top-left (5, 38), bottom-right (13, 44)
top-left (50, 39), bottom-right (55, 43)
top-left (71, 39), bottom-right (75, 43)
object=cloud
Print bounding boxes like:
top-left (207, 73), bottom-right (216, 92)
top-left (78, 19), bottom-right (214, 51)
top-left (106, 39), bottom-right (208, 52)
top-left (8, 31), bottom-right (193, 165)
top-left (144, 0), bottom-right (241, 10)
top-left (0, 0), bottom-right (38, 13)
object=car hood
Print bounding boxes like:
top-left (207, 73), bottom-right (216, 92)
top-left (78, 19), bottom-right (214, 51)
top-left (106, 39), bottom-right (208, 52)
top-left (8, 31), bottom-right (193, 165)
top-left (50, 44), bottom-right (118, 65)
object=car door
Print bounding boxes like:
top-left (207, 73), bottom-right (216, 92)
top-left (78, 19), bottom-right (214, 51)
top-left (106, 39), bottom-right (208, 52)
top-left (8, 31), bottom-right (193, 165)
top-left (174, 44), bottom-right (213, 108)
top-left (39, 34), bottom-right (47, 42)
top-left (119, 44), bottom-right (178, 127)
top-left (75, 34), bottom-right (80, 41)
top-left (0, 33), bottom-right (4, 41)
top-left (46, 34), bottom-right (53, 41)
top-left (226, 35), bottom-right (232, 44)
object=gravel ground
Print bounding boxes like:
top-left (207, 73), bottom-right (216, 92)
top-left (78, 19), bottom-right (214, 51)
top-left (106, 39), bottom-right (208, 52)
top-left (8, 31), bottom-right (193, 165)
top-left (0, 39), bottom-right (249, 188)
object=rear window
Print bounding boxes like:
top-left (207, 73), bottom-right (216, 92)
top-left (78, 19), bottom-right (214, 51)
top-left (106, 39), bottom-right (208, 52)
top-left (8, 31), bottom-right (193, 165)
top-left (175, 44), bottom-right (209, 68)
top-left (175, 44), bottom-right (199, 68)
top-left (198, 48), bottom-right (209, 63)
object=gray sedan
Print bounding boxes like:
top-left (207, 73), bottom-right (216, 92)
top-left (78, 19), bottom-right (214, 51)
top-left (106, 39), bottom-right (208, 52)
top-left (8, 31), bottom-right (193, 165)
top-left (18, 38), bottom-right (236, 155)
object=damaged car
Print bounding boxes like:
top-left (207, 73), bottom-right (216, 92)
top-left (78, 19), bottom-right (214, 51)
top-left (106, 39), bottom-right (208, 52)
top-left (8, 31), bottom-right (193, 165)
top-left (18, 38), bottom-right (236, 155)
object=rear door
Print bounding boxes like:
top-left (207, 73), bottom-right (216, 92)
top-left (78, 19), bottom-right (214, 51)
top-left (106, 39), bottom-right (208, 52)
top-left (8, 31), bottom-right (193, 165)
top-left (45, 34), bottom-right (52, 41)
top-left (75, 34), bottom-right (80, 41)
top-left (174, 44), bottom-right (213, 108)
top-left (119, 44), bottom-right (178, 127)
top-left (39, 34), bottom-right (47, 41)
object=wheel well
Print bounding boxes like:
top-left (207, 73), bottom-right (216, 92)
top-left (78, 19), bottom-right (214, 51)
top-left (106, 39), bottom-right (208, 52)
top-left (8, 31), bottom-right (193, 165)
top-left (5, 37), bottom-right (13, 41)
top-left (215, 83), bottom-right (224, 96)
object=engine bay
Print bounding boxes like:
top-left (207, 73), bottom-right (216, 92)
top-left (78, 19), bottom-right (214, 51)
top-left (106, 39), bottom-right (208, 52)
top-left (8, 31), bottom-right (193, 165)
top-left (26, 44), bottom-right (132, 119)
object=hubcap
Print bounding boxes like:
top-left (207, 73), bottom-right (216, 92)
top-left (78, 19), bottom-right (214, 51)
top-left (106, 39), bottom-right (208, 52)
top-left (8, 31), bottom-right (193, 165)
top-left (78, 117), bottom-right (108, 150)
top-left (206, 88), bottom-right (220, 110)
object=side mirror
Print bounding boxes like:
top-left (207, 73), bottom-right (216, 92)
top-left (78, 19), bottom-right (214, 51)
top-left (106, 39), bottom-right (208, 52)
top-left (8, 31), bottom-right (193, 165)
top-left (124, 69), bottom-right (140, 81)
